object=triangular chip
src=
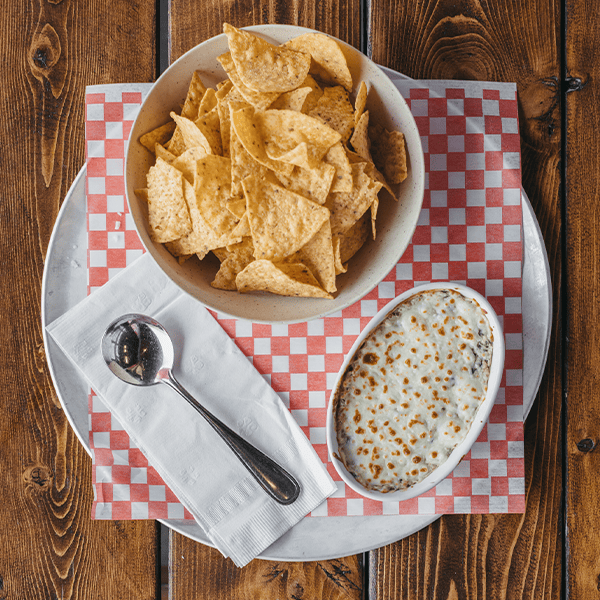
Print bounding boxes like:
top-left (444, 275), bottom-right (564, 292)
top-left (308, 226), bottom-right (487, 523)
top-left (288, 220), bottom-right (336, 293)
top-left (226, 197), bottom-right (246, 219)
top-left (195, 105), bottom-right (222, 155)
top-left (181, 71), bottom-right (208, 120)
top-left (308, 86), bottom-right (354, 143)
top-left (198, 87), bottom-right (218, 117)
top-left (139, 121), bottom-right (176, 153)
top-left (170, 112), bottom-right (213, 154)
top-left (155, 143), bottom-right (176, 163)
top-left (284, 32), bottom-right (353, 92)
top-left (236, 260), bottom-right (332, 299)
top-left (258, 109), bottom-right (341, 169)
top-left (230, 106), bottom-right (294, 175)
top-left (171, 146), bottom-right (210, 184)
top-left (243, 174), bottom-right (330, 261)
top-left (335, 211), bottom-right (370, 264)
top-left (369, 126), bottom-right (408, 184)
top-left (230, 211), bottom-right (251, 238)
top-left (211, 237), bottom-right (255, 290)
top-left (349, 110), bottom-right (372, 161)
top-left (324, 142), bottom-right (353, 193)
top-left (269, 87), bottom-right (312, 112)
top-left (146, 157), bottom-right (192, 243)
top-left (274, 162), bottom-right (335, 205)
top-left (223, 23), bottom-right (311, 93)
top-left (299, 74), bottom-right (323, 114)
top-left (354, 81), bottom-right (368, 126)
top-left (217, 52), bottom-right (280, 111)
top-left (217, 86), bottom-right (248, 157)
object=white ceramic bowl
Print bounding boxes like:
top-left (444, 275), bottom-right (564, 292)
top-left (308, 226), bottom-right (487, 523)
top-left (326, 282), bottom-right (505, 502)
top-left (125, 24), bottom-right (425, 324)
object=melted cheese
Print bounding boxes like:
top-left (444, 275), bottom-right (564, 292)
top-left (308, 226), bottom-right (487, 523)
top-left (334, 289), bottom-right (493, 492)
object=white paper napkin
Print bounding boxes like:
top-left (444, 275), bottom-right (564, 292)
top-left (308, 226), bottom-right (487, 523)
top-left (46, 252), bottom-right (336, 567)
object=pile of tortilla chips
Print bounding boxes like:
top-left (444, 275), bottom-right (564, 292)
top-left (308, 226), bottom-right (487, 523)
top-left (137, 23), bottom-right (407, 299)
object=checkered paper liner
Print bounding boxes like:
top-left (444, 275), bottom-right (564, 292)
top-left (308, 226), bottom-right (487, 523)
top-left (84, 78), bottom-right (525, 519)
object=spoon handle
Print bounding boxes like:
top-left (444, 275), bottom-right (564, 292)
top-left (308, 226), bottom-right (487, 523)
top-left (163, 373), bottom-right (301, 505)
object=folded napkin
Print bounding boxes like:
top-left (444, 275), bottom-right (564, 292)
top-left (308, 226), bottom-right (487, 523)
top-left (46, 252), bottom-right (336, 567)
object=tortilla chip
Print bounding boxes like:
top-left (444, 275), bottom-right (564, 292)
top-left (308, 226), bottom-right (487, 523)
top-left (336, 211), bottom-right (370, 263)
top-left (325, 162), bottom-right (381, 235)
top-left (223, 23), bottom-right (311, 93)
top-left (217, 52), bottom-right (281, 111)
top-left (324, 142), bottom-right (353, 193)
top-left (146, 157), bottom-right (192, 243)
top-left (273, 162), bottom-right (335, 205)
top-left (354, 81), bottom-right (367, 126)
top-left (171, 146), bottom-right (210, 184)
top-left (165, 179), bottom-right (223, 259)
top-left (226, 197), bottom-right (246, 219)
top-left (195, 105), bottom-right (222, 155)
top-left (155, 143), bottom-right (176, 163)
top-left (181, 71), bottom-right (208, 120)
top-left (332, 236), bottom-right (347, 275)
top-left (349, 110), bottom-right (372, 161)
top-left (298, 74), bottom-right (323, 114)
top-left (194, 155), bottom-right (238, 236)
top-left (229, 124), bottom-right (274, 197)
top-left (370, 127), bottom-right (408, 184)
top-left (308, 86), bottom-right (354, 143)
top-left (231, 106), bottom-right (294, 175)
top-left (215, 80), bottom-right (234, 101)
top-left (170, 112), bottom-right (213, 154)
top-left (288, 220), bottom-right (336, 293)
top-left (211, 237), bottom-right (255, 290)
top-left (230, 211), bottom-right (251, 237)
top-left (236, 260), bottom-right (332, 298)
top-left (217, 86), bottom-right (248, 157)
top-left (269, 87), bottom-right (312, 112)
top-left (284, 32), bottom-right (353, 92)
top-left (198, 87), bottom-right (218, 117)
top-left (258, 109), bottom-right (341, 169)
top-left (140, 121), bottom-right (176, 153)
top-left (243, 174), bottom-right (330, 261)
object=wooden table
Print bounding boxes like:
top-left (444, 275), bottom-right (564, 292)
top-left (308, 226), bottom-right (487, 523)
top-left (5, 0), bottom-right (595, 597)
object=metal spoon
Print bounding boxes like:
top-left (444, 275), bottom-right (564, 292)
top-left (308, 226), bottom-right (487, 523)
top-left (101, 313), bottom-right (300, 505)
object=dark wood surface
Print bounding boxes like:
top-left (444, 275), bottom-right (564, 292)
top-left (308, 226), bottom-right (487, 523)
top-left (4, 0), bottom-right (593, 596)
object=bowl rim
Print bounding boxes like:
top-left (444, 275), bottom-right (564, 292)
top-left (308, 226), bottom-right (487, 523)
top-left (124, 24), bottom-right (425, 324)
top-left (325, 281), bottom-right (506, 502)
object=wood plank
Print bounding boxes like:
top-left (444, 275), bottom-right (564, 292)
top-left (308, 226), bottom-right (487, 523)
top-left (0, 0), bottom-right (160, 597)
top-left (167, 4), bottom-right (363, 597)
top-left (565, 0), bottom-right (600, 596)
top-left (170, 532), bottom-right (363, 599)
top-left (369, 0), bottom-right (563, 597)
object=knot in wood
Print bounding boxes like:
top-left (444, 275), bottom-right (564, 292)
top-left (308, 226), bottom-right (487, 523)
top-left (576, 438), bottom-right (596, 453)
top-left (29, 24), bottom-right (61, 75)
top-left (23, 464), bottom-right (53, 491)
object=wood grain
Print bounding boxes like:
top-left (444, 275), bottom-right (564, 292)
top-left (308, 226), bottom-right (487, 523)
top-left (0, 0), bottom-right (159, 597)
top-left (169, 532), bottom-right (363, 600)
top-left (167, 5), bottom-right (363, 598)
top-left (565, 0), bottom-right (600, 596)
top-left (368, 0), bottom-right (563, 597)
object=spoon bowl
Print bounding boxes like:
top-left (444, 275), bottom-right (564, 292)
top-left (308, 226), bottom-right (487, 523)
top-left (101, 313), bottom-right (301, 505)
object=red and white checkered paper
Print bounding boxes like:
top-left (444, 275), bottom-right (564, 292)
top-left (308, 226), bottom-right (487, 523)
top-left (84, 79), bottom-right (525, 519)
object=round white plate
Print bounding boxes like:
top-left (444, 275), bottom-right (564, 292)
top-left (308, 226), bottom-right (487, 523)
top-left (42, 70), bottom-right (551, 561)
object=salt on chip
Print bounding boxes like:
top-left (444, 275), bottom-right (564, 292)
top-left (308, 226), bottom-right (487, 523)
top-left (223, 23), bottom-right (311, 93)
top-left (243, 174), bottom-right (330, 261)
top-left (217, 52), bottom-right (280, 111)
top-left (258, 109), bottom-right (341, 169)
top-left (288, 220), bottom-right (336, 293)
top-left (236, 260), bottom-right (332, 299)
top-left (170, 112), bottom-right (213, 155)
top-left (284, 32), bottom-right (353, 92)
top-left (308, 86), bottom-right (355, 143)
top-left (354, 81), bottom-right (367, 126)
top-left (146, 157), bottom-right (192, 243)
top-left (349, 110), bottom-right (372, 161)
top-left (231, 106), bottom-right (294, 176)
top-left (324, 142), bottom-right (353, 193)
top-left (140, 121), bottom-right (176, 154)
top-left (181, 71), bottom-right (208, 120)
top-left (274, 162), bottom-right (335, 205)
top-left (211, 237), bottom-right (255, 290)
